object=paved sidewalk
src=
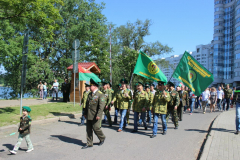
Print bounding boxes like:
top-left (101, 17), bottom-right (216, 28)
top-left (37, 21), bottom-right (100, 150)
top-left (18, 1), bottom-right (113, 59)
top-left (0, 98), bottom-right (65, 108)
top-left (201, 110), bottom-right (240, 160)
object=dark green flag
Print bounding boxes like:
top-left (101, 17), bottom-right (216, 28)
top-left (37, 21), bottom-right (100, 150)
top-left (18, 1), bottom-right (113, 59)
top-left (172, 51), bottom-right (214, 96)
top-left (133, 51), bottom-right (167, 82)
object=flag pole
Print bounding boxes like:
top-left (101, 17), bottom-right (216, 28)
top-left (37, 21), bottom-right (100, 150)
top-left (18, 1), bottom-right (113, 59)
top-left (129, 73), bottom-right (134, 87)
top-left (109, 25), bottom-right (112, 85)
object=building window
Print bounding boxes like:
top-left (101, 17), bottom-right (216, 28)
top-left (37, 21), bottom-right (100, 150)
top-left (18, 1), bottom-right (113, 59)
top-left (197, 48), bottom-right (200, 53)
top-left (236, 53), bottom-right (240, 59)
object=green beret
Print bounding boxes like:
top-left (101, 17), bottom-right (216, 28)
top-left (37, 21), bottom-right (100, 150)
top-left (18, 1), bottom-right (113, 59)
top-left (90, 78), bottom-right (99, 87)
top-left (120, 78), bottom-right (128, 84)
top-left (117, 83), bottom-right (122, 87)
top-left (167, 81), bottom-right (175, 87)
top-left (158, 81), bottom-right (166, 86)
top-left (22, 106), bottom-right (31, 112)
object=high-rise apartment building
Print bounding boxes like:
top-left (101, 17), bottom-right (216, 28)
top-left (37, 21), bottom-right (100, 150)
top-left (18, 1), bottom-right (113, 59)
top-left (214, 0), bottom-right (240, 86)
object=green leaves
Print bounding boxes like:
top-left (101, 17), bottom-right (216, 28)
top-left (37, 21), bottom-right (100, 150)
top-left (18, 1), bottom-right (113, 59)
top-left (0, 0), bottom-right (63, 40)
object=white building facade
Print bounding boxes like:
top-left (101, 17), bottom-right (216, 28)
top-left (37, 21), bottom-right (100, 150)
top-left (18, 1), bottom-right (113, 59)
top-left (159, 43), bottom-right (215, 87)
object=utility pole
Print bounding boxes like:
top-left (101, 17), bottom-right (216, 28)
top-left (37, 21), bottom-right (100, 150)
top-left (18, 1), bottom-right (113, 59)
top-left (20, 30), bottom-right (29, 115)
top-left (110, 26), bottom-right (112, 84)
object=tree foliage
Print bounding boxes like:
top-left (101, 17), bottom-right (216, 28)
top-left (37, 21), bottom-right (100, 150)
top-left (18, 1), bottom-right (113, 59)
top-left (0, 0), bottom-right (109, 98)
top-left (0, 0), bottom-right (63, 40)
top-left (110, 19), bottom-right (173, 89)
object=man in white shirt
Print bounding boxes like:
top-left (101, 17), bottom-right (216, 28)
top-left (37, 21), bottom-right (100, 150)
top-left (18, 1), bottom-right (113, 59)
top-left (150, 83), bottom-right (156, 95)
top-left (201, 88), bottom-right (210, 114)
top-left (52, 79), bottom-right (59, 101)
top-left (217, 86), bottom-right (224, 111)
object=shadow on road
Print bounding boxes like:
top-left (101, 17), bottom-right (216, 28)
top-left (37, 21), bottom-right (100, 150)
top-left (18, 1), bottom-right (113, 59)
top-left (59, 120), bottom-right (80, 125)
top-left (50, 135), bottom-right (85, 146)
top-left (185, 128), bottom-right (235, 133)
top-left (50, 112), bottom-right (75, 119)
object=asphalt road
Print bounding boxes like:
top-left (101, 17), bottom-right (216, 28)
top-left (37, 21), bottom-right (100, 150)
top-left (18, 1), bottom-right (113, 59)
top-left (0, 108), bottom-right (222, 160)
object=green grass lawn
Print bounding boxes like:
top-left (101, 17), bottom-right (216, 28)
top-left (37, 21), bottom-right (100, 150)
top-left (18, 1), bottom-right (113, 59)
top-left (0, 103), bottom-right (82, 127)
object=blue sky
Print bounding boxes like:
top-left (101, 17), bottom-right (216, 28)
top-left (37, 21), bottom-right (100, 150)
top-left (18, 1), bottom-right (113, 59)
top-left (95, 0), bottom-right (214, 59)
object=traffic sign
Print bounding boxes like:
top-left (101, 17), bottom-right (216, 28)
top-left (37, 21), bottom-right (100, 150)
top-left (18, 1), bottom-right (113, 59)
top-left (72, 39), bottom-right (80, 49)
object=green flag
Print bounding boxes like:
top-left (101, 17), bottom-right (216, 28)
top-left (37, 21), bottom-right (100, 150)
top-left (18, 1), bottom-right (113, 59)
top-left (172, 51), bottom-right (214, 96)
top-left (133, 51), bottom-right (167, 82)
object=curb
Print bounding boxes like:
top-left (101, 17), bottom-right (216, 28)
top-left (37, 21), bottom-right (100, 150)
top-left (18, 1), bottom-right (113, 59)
top-left (200, 112), bottom-right (222, 160)
top-left (0, 113), bottom-right (83, 131)
top-left (0, 109), bottom-right (116, 131)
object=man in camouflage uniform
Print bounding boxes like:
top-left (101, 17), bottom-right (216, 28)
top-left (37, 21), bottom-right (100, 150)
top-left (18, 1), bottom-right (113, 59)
top-left (111, 79), bottom-right (132, 132)
top-left (101, 81), bottom-right (112, 127)
top-left (82, 78), bottom-right (106, 149)
top-left (79, 83), bottom-right (91, 126)
top-left (151, 81), bottom-right (170, 137)
top-left (145, 83), bottom-right (154, 126)
top-left (177, 85), bottom-right (189, 121)
top-left (131, 82), bottom-right (149, 133)
top-left (113, 84), bottom-right (122, 124)
top-left (126, 85), bottom-right (133, 125)
top-left (166, 82), bottom-right (180, 129)
top-left (221, 83), bottom-right (233, 111)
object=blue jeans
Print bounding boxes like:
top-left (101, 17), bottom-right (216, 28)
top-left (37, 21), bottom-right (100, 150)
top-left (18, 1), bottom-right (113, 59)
top-left (43, 91), bottom-right (47, 99)
top-left (114, 108), bottom-right (119, 123)
top-left (190, 101), bottom-right (195, 113)
top-left (134, 112), bottom-right (146, 130)
top-left (103, 115), bottom-right (107, 122)
top-left (223, 98), bottom-right (231, 111)
top-left (147, 110), bottom-right (152, 124)
top-left (236, 103), bottom-right (240, 131)
top-left (195, 100), bottom-right (202, 109)
top-left (152, 113), bottom-right (167, 135)
top-left (81, 110), bottom-right (86, 124)
top-left (184, 105), bottom-right (187, 112)
top-left (217, 99), bottom-right (222, 110)
top-left (119, 109), bottom-right (127, 130)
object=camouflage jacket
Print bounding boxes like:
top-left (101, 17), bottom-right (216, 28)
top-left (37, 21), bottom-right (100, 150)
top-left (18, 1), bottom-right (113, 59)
top-left (133, 90), bottom-right (149, 112)
top-left (81, 90), bottom-right (90, 108)
top-left (178, 90), bottom-right (189, 107)
top-left (152, 90), bottom-right (171, 114)
top-left (18, 115), bottom-right (32, 135)
top-left (146, 90), bottom-right (154, 110)
top-left (168, 90), bottom-right (180, 109)
top-left (102, 89), bottom-right (112, 107)
top-left (85, 90), bottom-right (105, 120)
top-left (112, 88), bottom-right (132, 110)
top-left (222, 87), bottom-right (233, 99)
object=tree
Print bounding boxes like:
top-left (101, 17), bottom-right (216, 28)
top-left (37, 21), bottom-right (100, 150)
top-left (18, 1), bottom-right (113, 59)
top-left (111, 19), bottom-right (173, 88)
top-left (0, 0), bottom-right (63, 39)
top-left (0, 0), bottom-right (109, 98)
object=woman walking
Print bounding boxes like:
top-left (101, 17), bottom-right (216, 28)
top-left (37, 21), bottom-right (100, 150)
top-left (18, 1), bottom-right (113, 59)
top-left (210, 87), bottom-right (217, 112)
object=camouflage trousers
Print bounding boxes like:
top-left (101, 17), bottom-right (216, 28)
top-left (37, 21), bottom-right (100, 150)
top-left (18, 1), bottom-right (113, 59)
top-left (13, 134), bottom-right (33, 151)
top-left (166, 108), bottom-right (179, 127)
